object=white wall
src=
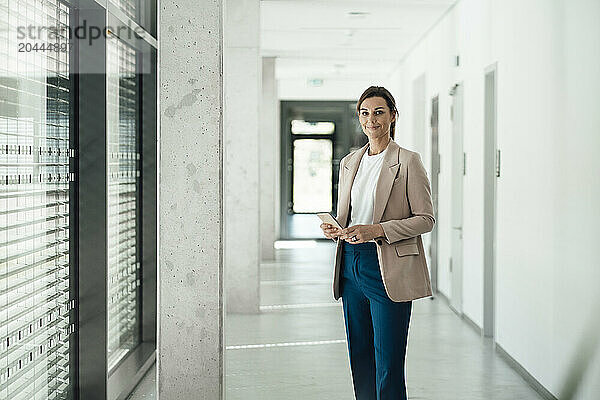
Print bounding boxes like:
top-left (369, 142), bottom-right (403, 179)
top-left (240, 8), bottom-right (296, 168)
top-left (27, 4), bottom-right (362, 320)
top-left (260, 57), bottom-right (278, 259)
top-left (224, 0), bottom-right (261, 313)
top-left (554, 0), bottom-right (600, 397)
top-left (391, 0), bottom-right (600, 398)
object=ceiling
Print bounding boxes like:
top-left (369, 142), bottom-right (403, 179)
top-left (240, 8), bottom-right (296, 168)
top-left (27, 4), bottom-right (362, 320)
top-left (260, 0), bottom-right (457, 89)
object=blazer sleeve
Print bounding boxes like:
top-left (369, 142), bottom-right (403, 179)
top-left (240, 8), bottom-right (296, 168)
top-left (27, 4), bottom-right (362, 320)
top-left (379, 152), bottom-right (435, 244)
top-left (332, 157), bottom-right (346, 242)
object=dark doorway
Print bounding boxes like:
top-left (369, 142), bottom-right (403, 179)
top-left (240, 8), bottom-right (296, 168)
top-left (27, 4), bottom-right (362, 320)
top-left (280, 101), bottom-right (365, 239)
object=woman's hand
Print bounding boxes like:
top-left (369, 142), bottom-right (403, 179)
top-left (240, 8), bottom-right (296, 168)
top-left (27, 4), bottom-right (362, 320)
top-left (339, 224), bottom-right (385, 244)
top-left (320, 223), bottom-right (342, 241)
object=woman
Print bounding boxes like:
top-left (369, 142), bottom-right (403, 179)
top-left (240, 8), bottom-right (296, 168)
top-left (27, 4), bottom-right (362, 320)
top-left (320, 86), bottom-right (435, 400)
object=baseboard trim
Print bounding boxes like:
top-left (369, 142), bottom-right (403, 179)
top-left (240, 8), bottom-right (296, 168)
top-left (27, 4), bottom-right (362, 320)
top-left (494, 343), bottom-right (558, 400)
top-left (461, 312), bottom-right (483, 336)
top-left (433, 288), bottom-right (450, 304)
top-left (433, 290), bottom-right (482, 336)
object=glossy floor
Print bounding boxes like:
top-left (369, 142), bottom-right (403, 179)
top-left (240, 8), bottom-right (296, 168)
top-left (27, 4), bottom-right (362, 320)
top-left (128, 240), bottom-right (543, 400)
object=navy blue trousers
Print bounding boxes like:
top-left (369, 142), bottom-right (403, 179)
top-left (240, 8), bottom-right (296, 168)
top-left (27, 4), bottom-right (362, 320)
top-left (341, 241), bottom-right (412, 400)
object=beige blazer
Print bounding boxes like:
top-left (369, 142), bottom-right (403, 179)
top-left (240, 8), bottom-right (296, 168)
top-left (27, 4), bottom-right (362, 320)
top-left (332, 139), bottom-right (435, 302)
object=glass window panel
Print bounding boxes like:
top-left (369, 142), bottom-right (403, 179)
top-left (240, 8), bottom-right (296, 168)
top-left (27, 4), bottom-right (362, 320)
top-left (106, 36), bottom-right (140, 370)
top-left (113, 0), bottom-right (137, 23)
top-left (291, 120), bottom-right (335, 135)
top-left (292, 139), bottom-right (333, 213)
top-left (0, 0), bottom-right (73, 399)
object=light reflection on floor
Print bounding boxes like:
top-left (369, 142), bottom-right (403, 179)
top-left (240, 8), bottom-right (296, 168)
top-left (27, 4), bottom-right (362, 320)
top-left (128, 241), bottom-right (544, 400)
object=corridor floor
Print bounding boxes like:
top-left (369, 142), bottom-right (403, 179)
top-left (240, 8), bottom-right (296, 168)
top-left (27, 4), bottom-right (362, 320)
top-left (129, 240), bottom-right (544, 400)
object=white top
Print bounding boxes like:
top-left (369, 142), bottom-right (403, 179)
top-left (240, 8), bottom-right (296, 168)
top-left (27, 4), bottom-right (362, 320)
top-left (348, 144), bottom-right (388, 231)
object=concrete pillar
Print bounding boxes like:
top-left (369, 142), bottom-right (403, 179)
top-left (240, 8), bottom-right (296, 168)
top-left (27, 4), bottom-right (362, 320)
top-left (260, 57), bottom-right (278, 260)
top-left (158, 0), bottom-right (223, 398)
top-left (224, 0), bottom-right (261, 313)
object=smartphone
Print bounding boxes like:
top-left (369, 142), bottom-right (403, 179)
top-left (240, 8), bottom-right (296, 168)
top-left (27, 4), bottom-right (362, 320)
top-left (317, 213), bottom-right (343, 230)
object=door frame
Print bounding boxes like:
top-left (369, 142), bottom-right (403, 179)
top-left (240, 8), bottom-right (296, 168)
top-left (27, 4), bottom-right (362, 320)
top-left (483, 63), bottom-right (498, 338)
top-left (429, 95), bottom-right (440, 294)
top-left (449, 81), bottom-right (464, 315)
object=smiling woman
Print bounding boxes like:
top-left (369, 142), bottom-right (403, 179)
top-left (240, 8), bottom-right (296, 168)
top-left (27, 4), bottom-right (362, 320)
top-left (357, 86), bottom-right (398, 141)
top-left (319, 85), bottom-right (435, 400)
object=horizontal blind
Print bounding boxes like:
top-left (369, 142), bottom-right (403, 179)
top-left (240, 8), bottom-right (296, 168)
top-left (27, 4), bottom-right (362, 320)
top-left (106, 36), bottom-right (140, 370)
top-left (0, 0), bottom-right (73, 399)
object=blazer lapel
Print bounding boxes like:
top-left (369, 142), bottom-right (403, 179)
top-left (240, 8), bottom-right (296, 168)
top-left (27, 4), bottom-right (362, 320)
top-left (337, 143), bottom-right (369, 228)
top-left (372, 140), bottom-right (401, 224)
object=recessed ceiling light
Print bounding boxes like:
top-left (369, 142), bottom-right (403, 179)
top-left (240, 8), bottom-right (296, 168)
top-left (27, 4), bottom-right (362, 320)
top-left (346, 11), bottom-right (370, 18)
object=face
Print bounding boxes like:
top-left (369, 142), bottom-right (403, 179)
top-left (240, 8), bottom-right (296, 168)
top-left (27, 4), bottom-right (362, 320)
top-left (357, 96), bottom-right (396, 140)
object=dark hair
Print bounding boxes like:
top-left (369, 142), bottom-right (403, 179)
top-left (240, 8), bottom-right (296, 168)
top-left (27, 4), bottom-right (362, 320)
top-left (356, 86), bottom-right (398, 140)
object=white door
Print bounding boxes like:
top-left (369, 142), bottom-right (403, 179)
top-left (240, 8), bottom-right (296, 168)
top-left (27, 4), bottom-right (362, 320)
top-left (450, 83), bottom-right (464, 314)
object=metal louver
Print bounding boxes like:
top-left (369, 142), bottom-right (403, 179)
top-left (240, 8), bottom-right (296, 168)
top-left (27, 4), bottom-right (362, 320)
top-left (0, 0), bottom-right (74, 398)
top-left (106, 36), bottom-right (141, 370)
